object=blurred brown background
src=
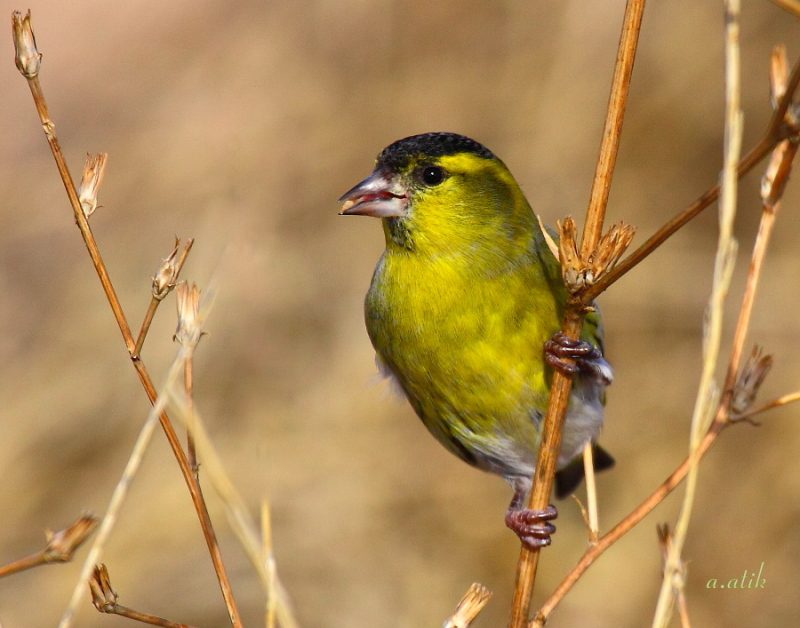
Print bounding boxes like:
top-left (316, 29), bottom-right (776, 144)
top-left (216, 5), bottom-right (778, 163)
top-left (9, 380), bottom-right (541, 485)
top-left (1, 1), bottom-right (799, 627)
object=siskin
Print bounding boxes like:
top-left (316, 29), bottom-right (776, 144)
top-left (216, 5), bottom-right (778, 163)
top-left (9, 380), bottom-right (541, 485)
top-left (339, 133), bottom-right (614, 548)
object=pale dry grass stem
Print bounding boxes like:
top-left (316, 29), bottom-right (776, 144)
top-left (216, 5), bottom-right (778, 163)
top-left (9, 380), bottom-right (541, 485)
top-left (656, 526), bottom-right (691, 628)
top-left (651, 1), bottom-right (742, 624)
top-left (580, 443), bottom-right (599, 539)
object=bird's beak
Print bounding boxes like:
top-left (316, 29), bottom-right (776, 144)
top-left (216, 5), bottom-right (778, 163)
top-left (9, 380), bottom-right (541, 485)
top-left (338, 170), bottom-right (408, 218)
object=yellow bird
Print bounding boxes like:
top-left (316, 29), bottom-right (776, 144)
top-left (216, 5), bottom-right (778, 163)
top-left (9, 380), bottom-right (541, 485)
top-left (340, 133), bottom-right (613, 547)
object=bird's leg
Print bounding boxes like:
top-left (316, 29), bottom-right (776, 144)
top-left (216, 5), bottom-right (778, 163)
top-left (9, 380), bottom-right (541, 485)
top-left (544, 332), bottom-right (612, 386)
top-left (505, 488), bottom-right (557, 549)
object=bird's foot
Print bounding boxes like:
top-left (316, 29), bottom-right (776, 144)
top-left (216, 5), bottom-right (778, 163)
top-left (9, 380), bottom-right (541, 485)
top-left (505, 504), bottom-right (557, 549)
top-left (544, 332), bottom-right (612, 385)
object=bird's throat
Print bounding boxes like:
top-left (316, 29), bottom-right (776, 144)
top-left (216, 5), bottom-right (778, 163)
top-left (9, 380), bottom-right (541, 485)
top-left (383, 217), bottom-right (414, 251)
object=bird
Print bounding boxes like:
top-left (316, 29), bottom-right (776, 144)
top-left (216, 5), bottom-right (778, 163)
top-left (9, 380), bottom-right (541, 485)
top-left (339, 132), bottom-right (614, 548)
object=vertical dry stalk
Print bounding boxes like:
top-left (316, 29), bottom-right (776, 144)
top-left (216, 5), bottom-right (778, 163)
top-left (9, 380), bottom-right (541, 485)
top-left (262, 501), bottom-right (278, 628)
top-left (11, 12), bottom-right (242, 628)
top-left (507, 2), bottom-right (645, 627)
top-left (533, 54), bottom-right (800, 628)
top-left (652, 2), bottom-right (742, 623)
top-left (581, 443), bottom-right (599, 537)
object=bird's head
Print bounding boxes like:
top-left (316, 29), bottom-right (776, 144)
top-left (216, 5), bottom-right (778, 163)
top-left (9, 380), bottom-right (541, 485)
top-left (339, 132), bottom-right (537, 255)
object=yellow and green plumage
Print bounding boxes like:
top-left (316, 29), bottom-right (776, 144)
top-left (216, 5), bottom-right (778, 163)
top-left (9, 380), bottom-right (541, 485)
top-left (340, 133), bottom-right (613, 514)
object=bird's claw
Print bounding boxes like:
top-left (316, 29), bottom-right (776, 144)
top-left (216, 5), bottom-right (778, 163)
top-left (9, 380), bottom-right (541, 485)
top-left (505, 504), bottom-right (558, 549)
top-left (544, 332), bottom-right (611, 385)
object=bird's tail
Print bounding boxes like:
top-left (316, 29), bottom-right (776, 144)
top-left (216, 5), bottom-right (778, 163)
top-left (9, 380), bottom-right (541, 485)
top-left (554, 444), bottom-right (615, 499)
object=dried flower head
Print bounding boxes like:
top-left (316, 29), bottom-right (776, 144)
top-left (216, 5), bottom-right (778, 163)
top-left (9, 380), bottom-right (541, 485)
top-left (174, 282), bottom-right (203, 349)
top-left (443, 584), bottom-right (492, 628)
top-left (12, 11), bottom-right (41, 78)
top-left (43, 514), bottom-right (98, 563)
top-left (89, 564), bottom-right (118, 612)
top-left (78, 154), bottom-right (108, 219)
top-left (761, 140), bottom-right (797, 210)
top-left (730, 346), bottom-right (773, 416)
top-left (153, 237), bottom-right (181, 299)
top-left (557, 217), bottom-right (635, 294)
top-left (770, 44), bottom-right (788, 110)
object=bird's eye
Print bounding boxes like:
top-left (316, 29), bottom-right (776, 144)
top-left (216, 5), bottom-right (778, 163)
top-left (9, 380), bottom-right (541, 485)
top-left (420, 166), bottom-right (446, 186)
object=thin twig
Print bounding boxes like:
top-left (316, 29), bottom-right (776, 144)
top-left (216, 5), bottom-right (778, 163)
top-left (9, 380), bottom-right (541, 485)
top-left (768, 0), bottom-right (800, 19)
top-left (507, 3), bottom-right (645, 627)
top-left (262, 501), bottom-right (278, 628)
top-left (741, 390), bottom-right (800, 419)
top-left (175, 283), bottom-right (204, 483)
top-left (98, 605), bottom-right (197, 628)
top-left (90, 564), bottom-right (200, 628)
top-left (656, 526), bottom-right (691, 628)
top-left (531, 408), bottom-right (719, 627)
top-left (134, 237), bottom-right (195, 358)
top-left (532, 113), bottom-right (798, 628)
top-left (582, 50), bottom-right (800, 304)
top-left (11, 13), bottom-right (242, 628)
top-left (581, 443), bottom-right (599, 538)
top-left (64, 356), bottom-right (182, 627)
top-left (0, 515), bottom-right (98, 578)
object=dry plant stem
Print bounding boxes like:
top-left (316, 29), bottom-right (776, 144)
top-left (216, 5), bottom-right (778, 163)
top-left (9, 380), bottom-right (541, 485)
top-left (532, 415), bottom-right (722, 628)
top-left (0, 515), bottom-right (98, 578)
top-left (62, 377), bottom-right (167, 628)
top-left (507, 3), bottom-right (645, 627)
top-left (135, 299), bottom-right (161, 356)
top-left (769, 0), bottom-right (800, 17)
top-left (581, 443), bottom-right (599, 537)
top-left (743, 390), bottom-right (800, 419)
top-left (186, 356), bottom-right (198, 479)
top-left (167, 381), bottom-right (300, 628)
top-left (262, 501), bottom-right (277, 628)
top-left (583, 51), bottom-right (800, 304)
top-left (0, 552), bottom-right (47, 578)
top-left (580, 0), bottom-right (645, 254)
top-left (92, 564), bottom-right (199, 628)
top-left (25, 76), bottom-right (132, 347)
top-left (15, 37), bottom-right (242, 628)
top-left (653, 1), bottom-right (742, 622)
top-left (532, 137), bottom-right (796, 628)
top-left (677, 593), bottom-right (692, 628)
top-left (444, 584), bottom-right (493, 628)
top-left (98, 605), bottom-right (198, 628)
top-left (134, 239), bottom-right (195, 358)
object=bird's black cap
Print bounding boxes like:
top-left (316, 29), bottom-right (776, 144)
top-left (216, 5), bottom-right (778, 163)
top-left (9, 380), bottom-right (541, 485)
top-left (375, 132), bottom-right (497, 171)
